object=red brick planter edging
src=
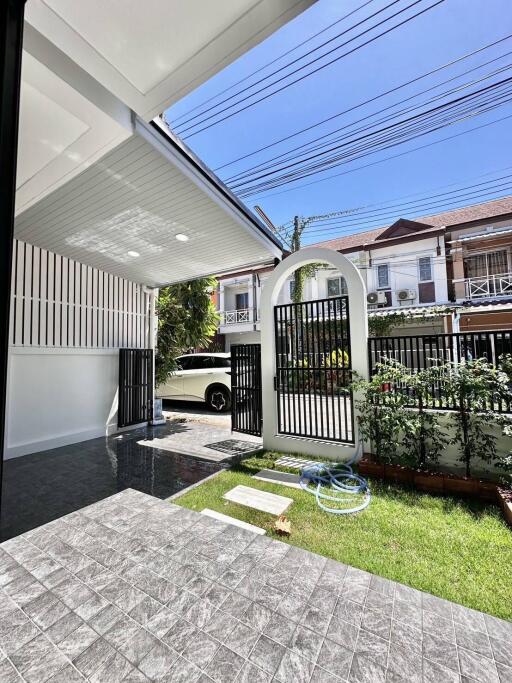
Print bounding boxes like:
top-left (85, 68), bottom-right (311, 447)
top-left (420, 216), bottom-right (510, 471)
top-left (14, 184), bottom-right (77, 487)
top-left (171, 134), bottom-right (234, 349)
top-left (357, 458), bottom-right (512, 526)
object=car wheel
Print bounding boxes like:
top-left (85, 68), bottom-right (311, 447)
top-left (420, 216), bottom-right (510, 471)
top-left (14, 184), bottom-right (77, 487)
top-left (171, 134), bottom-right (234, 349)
top-left (206, 386), bottom-right (231, 412)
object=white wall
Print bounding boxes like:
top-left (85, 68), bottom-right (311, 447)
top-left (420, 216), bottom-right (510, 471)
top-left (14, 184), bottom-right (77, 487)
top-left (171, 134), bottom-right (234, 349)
top-left (363, 236), bottom-right (448, 306)
top-left (224, 330), bottom-right (261, 350)
top-left (6, 239), bottom-right (152, 459)
top-left (5, 347), bottom-right (120, 459)
top-left (364, 411), bottom-right (509, 478)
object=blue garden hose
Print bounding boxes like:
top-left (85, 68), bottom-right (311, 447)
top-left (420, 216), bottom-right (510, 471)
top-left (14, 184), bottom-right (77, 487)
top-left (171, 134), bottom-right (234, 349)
top-left (299, 446), bottom-right (371, 514)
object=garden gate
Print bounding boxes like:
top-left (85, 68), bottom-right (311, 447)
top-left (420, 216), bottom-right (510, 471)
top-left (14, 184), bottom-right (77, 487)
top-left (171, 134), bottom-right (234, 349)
top-left (118, 348), bottom-right (153, 427)
top-left (231, 343), bottom-right (262, 436)
top-left (274, 296), bottom-right (354, 443)
top-left (260, 247), bottom-right (368, 460)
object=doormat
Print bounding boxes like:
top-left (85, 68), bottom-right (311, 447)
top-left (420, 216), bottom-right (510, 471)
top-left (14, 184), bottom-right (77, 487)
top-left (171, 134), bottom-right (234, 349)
top-left (204, 439), bottom-right (262, 456)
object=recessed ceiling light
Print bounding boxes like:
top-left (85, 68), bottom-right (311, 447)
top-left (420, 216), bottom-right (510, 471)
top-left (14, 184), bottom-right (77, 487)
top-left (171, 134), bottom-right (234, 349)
top-left (175, 233), bottom-right (189, 242)
top-left (127, 250), bottom-right (140, 257)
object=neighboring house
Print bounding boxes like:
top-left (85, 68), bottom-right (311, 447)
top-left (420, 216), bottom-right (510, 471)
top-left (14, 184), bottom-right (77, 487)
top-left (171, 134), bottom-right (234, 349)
top-left (444, 197), bottom-right (512, 331)
top-left (216, 196), bottom-right (512, 345)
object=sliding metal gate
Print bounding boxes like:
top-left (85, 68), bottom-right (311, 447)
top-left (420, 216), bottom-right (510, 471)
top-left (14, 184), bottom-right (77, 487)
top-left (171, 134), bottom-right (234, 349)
top-left (118, 348), bottom-right (153, 428)
top-left (231, 343), bottom-right (262, 436)
top-left (274, 296), bottom-right (354, 443)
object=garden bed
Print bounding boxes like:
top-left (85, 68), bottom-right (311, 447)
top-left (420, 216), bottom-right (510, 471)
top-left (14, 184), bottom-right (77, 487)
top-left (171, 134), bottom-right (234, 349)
top-left (358, 458), bottom-right (502, 502)
top-left (174, 450), bottom-right (512, 621)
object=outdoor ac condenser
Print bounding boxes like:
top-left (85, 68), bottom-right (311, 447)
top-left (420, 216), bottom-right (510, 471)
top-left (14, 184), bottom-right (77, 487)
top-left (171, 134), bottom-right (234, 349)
top-left (396, 289), bottom-right (416, 301)
top-left (367, 291), bottom-right (388, 305)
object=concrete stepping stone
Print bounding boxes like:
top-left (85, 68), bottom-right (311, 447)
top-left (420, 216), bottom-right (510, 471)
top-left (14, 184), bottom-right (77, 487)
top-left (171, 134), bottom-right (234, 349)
top-left (253, 469), bottom-right (302, 489)
top-left (275, 455), bottom-right (320, 470)
top-left (201, 508), bottom-right (266, 535)
top-left (223, 485), bottom-right (293, 515)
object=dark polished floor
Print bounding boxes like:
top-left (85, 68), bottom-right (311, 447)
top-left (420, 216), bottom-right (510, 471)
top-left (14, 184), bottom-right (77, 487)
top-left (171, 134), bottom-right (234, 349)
top-left (0, 425), bottom-right (222, 541)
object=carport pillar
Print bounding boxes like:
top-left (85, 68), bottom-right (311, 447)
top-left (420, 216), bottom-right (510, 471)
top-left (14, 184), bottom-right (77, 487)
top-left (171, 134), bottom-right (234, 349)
top-left (259, 247), bottom-right (369, 461)
top-left (0, 0), bottom-right (26, 532)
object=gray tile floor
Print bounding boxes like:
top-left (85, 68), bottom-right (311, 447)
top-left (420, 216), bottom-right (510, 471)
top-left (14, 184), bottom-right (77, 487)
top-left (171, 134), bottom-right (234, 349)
top-left (0, 489), bottom-right (510, 682)
top-left (0, 425), bottom-right (228, 541)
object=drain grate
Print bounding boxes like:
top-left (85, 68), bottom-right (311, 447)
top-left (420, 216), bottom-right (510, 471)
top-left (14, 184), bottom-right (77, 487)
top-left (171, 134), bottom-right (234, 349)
top-left (204, 439), bottom-right (262, 456)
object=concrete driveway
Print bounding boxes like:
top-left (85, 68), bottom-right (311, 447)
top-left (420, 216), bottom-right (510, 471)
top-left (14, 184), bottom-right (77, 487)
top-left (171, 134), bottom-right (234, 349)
top-left (162, 399), bottom-right (232, 428)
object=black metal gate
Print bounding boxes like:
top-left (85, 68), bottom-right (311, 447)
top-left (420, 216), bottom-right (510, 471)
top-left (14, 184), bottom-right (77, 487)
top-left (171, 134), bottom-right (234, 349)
top-left (274, 296), bottom-right (354, 443)
top-left (118, 348), bottom-right (153, 428)
top-left (231, 344), bottom-right (262, 436)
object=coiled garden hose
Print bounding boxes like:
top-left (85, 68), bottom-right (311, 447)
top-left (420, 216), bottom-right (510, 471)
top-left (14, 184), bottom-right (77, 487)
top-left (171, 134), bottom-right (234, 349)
top-left (299, 446), bottom-right (371, 514)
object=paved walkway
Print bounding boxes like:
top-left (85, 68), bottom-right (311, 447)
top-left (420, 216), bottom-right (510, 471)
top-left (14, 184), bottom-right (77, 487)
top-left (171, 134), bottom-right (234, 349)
top-left (0, 489), bottom-right (510, 682)
top-left (142, 421), bottom-right (262, 463)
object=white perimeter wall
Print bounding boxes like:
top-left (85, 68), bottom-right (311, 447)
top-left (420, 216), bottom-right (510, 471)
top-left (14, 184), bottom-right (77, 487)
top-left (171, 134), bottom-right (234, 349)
top-left (5, 348), bottom-right (120, 459)
top-left (5, 240), bottom-right (151, 459)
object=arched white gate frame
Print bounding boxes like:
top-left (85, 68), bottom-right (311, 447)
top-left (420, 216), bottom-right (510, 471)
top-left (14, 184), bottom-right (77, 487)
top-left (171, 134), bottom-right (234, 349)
top-left (260, 247), bottom-right (368, 460)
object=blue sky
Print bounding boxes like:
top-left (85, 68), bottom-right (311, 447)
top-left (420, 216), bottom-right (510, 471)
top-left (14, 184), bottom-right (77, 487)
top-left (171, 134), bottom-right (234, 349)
top-left (166, 0), bottom-right (512, 244)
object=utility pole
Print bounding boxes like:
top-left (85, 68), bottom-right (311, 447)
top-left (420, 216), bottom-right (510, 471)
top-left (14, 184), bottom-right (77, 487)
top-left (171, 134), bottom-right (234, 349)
top-left (292, 216), bottom-right (306, 303)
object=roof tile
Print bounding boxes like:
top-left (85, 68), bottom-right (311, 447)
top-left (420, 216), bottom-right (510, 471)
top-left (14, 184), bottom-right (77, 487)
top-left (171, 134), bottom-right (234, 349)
top-left (311, 195), bottom-right (512, 251)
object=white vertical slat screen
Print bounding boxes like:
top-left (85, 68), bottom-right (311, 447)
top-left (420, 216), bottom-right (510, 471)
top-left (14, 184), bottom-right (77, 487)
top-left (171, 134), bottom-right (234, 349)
top-left (11, 239), bottom-right (150, 349)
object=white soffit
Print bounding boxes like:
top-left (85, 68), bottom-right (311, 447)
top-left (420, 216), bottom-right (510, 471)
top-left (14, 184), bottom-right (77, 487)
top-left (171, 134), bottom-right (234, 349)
top-left (16, 48), bottom-right (132, 214)
top-left (25, 0), bottom-right (316, 120)
top-left (14, 120), bottom-right (281, 287)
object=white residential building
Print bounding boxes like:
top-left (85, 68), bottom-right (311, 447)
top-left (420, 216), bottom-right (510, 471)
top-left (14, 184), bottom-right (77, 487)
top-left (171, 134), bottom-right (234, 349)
top-left (218, 217), bottom-right (451, 348)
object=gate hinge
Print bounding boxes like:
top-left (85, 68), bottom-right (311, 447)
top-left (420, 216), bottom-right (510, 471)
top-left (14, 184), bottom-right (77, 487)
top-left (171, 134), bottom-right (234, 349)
top-left (273, 376), bottom-right (278, 391)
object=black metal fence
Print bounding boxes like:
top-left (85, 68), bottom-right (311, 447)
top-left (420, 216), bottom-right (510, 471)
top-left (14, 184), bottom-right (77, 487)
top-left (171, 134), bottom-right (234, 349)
top-left (368, 330), bottom-right (512, 412)
top-left (274, 296), bottom-right (354, 443)
top-left (231, 343), bottom-right (262, 436)
top-left (118, 348), bottom-right (153, 427)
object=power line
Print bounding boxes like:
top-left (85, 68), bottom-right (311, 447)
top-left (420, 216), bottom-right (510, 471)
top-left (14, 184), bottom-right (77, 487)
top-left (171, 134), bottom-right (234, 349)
top-left (306, 173), bottom-right (512, 225)
top-left (177, 0), bottom-right (445, 138)
top-left (226, 64), bottom-right (512, 185)
top-left (235, 89), bottom-right (512, 194)
top-left (301, 185), bottom-right (512, 239)
top-left (169, 0), bottom-right (376, 125)
top-left (175, 0), bottom-right (404, 133)
top-left (213, 33), bottom-right (512, 172)
top-left (243, 111), bottom-right (512, 200)
top-left (235, 82), bottom-right (512, 191)
top-left (270, 162), bottom-right (512, 231)
top-left (233, 80), bottom-right (512, 194)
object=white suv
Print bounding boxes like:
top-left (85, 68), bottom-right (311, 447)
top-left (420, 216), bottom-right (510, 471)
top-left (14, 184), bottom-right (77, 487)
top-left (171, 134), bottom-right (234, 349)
top-left (156, 352), bottom-right (231, 412)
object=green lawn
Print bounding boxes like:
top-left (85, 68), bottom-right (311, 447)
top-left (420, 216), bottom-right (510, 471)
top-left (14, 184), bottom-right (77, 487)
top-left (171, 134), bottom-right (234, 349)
top-left (175, 451), bottom-right (512, 621)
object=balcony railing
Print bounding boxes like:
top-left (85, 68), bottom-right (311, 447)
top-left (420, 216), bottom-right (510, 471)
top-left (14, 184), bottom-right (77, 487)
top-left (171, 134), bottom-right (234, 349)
top-left (454, 272), bottom-right (512, 299)
top-left (220, 308), bottom-right (255, 325)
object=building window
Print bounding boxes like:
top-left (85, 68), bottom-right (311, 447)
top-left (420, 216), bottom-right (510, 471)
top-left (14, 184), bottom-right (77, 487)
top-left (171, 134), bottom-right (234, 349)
top-left (376, 264), bottom-right (389, 289)
top-left (418, 256), bottom-right (433, 282)
top-left (289, 280), bottom-right (295, 298)
top-left (327, 276), bottom-right (348, 297)
top-left (464, 250), bottom-right (508, 279)
top-left (235, 292), bottom-right (249, 310)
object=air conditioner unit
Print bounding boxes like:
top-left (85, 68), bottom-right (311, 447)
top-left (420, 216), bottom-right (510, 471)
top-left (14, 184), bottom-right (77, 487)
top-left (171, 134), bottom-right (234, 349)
top-left (367, 291), bottom-right (387, 305)
top-left (397, 289), bottom-right (416, 301)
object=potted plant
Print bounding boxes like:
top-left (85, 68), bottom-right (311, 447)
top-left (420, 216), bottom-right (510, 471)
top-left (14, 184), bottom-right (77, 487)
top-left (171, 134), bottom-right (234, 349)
top-left (431, 359), bottom-right (503, 494)
top-left (322, 347), bottom-right (350, 391)
top-left (393, 363), bottom-right (448, 490)
top-left (352, 360), bottom-right (409, 478)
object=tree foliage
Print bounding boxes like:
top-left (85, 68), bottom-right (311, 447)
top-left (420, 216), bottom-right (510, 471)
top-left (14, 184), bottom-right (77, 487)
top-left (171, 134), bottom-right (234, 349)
top-left (431, 358), bottom-right (507, 477)
top-left (155, 277), bottom-right (219, 386)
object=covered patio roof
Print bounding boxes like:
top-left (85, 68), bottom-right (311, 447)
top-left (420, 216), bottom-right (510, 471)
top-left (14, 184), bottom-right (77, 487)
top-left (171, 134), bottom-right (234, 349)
top-left (15, 117), bottom-right (282, 286)
top-left (14, 0), bottom-right (316, 285)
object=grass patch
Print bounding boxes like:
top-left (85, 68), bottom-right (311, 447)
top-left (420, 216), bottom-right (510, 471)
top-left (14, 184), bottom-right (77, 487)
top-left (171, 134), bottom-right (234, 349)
top-left (175, 451), bottom-right (512, 620)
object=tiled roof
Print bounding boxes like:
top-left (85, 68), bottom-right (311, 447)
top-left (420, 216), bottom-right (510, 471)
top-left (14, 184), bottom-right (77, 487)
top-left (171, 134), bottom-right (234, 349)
top-left (312, 195), bottom-right (512, 252)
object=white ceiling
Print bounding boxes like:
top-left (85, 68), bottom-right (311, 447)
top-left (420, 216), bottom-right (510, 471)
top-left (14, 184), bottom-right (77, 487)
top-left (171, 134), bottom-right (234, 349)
top-left (16, 49), bottom-right (131, 214)
top-left (15, 120), bottom-right (281, 286)
top-left (25, 0), bottom-right (315, 120)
